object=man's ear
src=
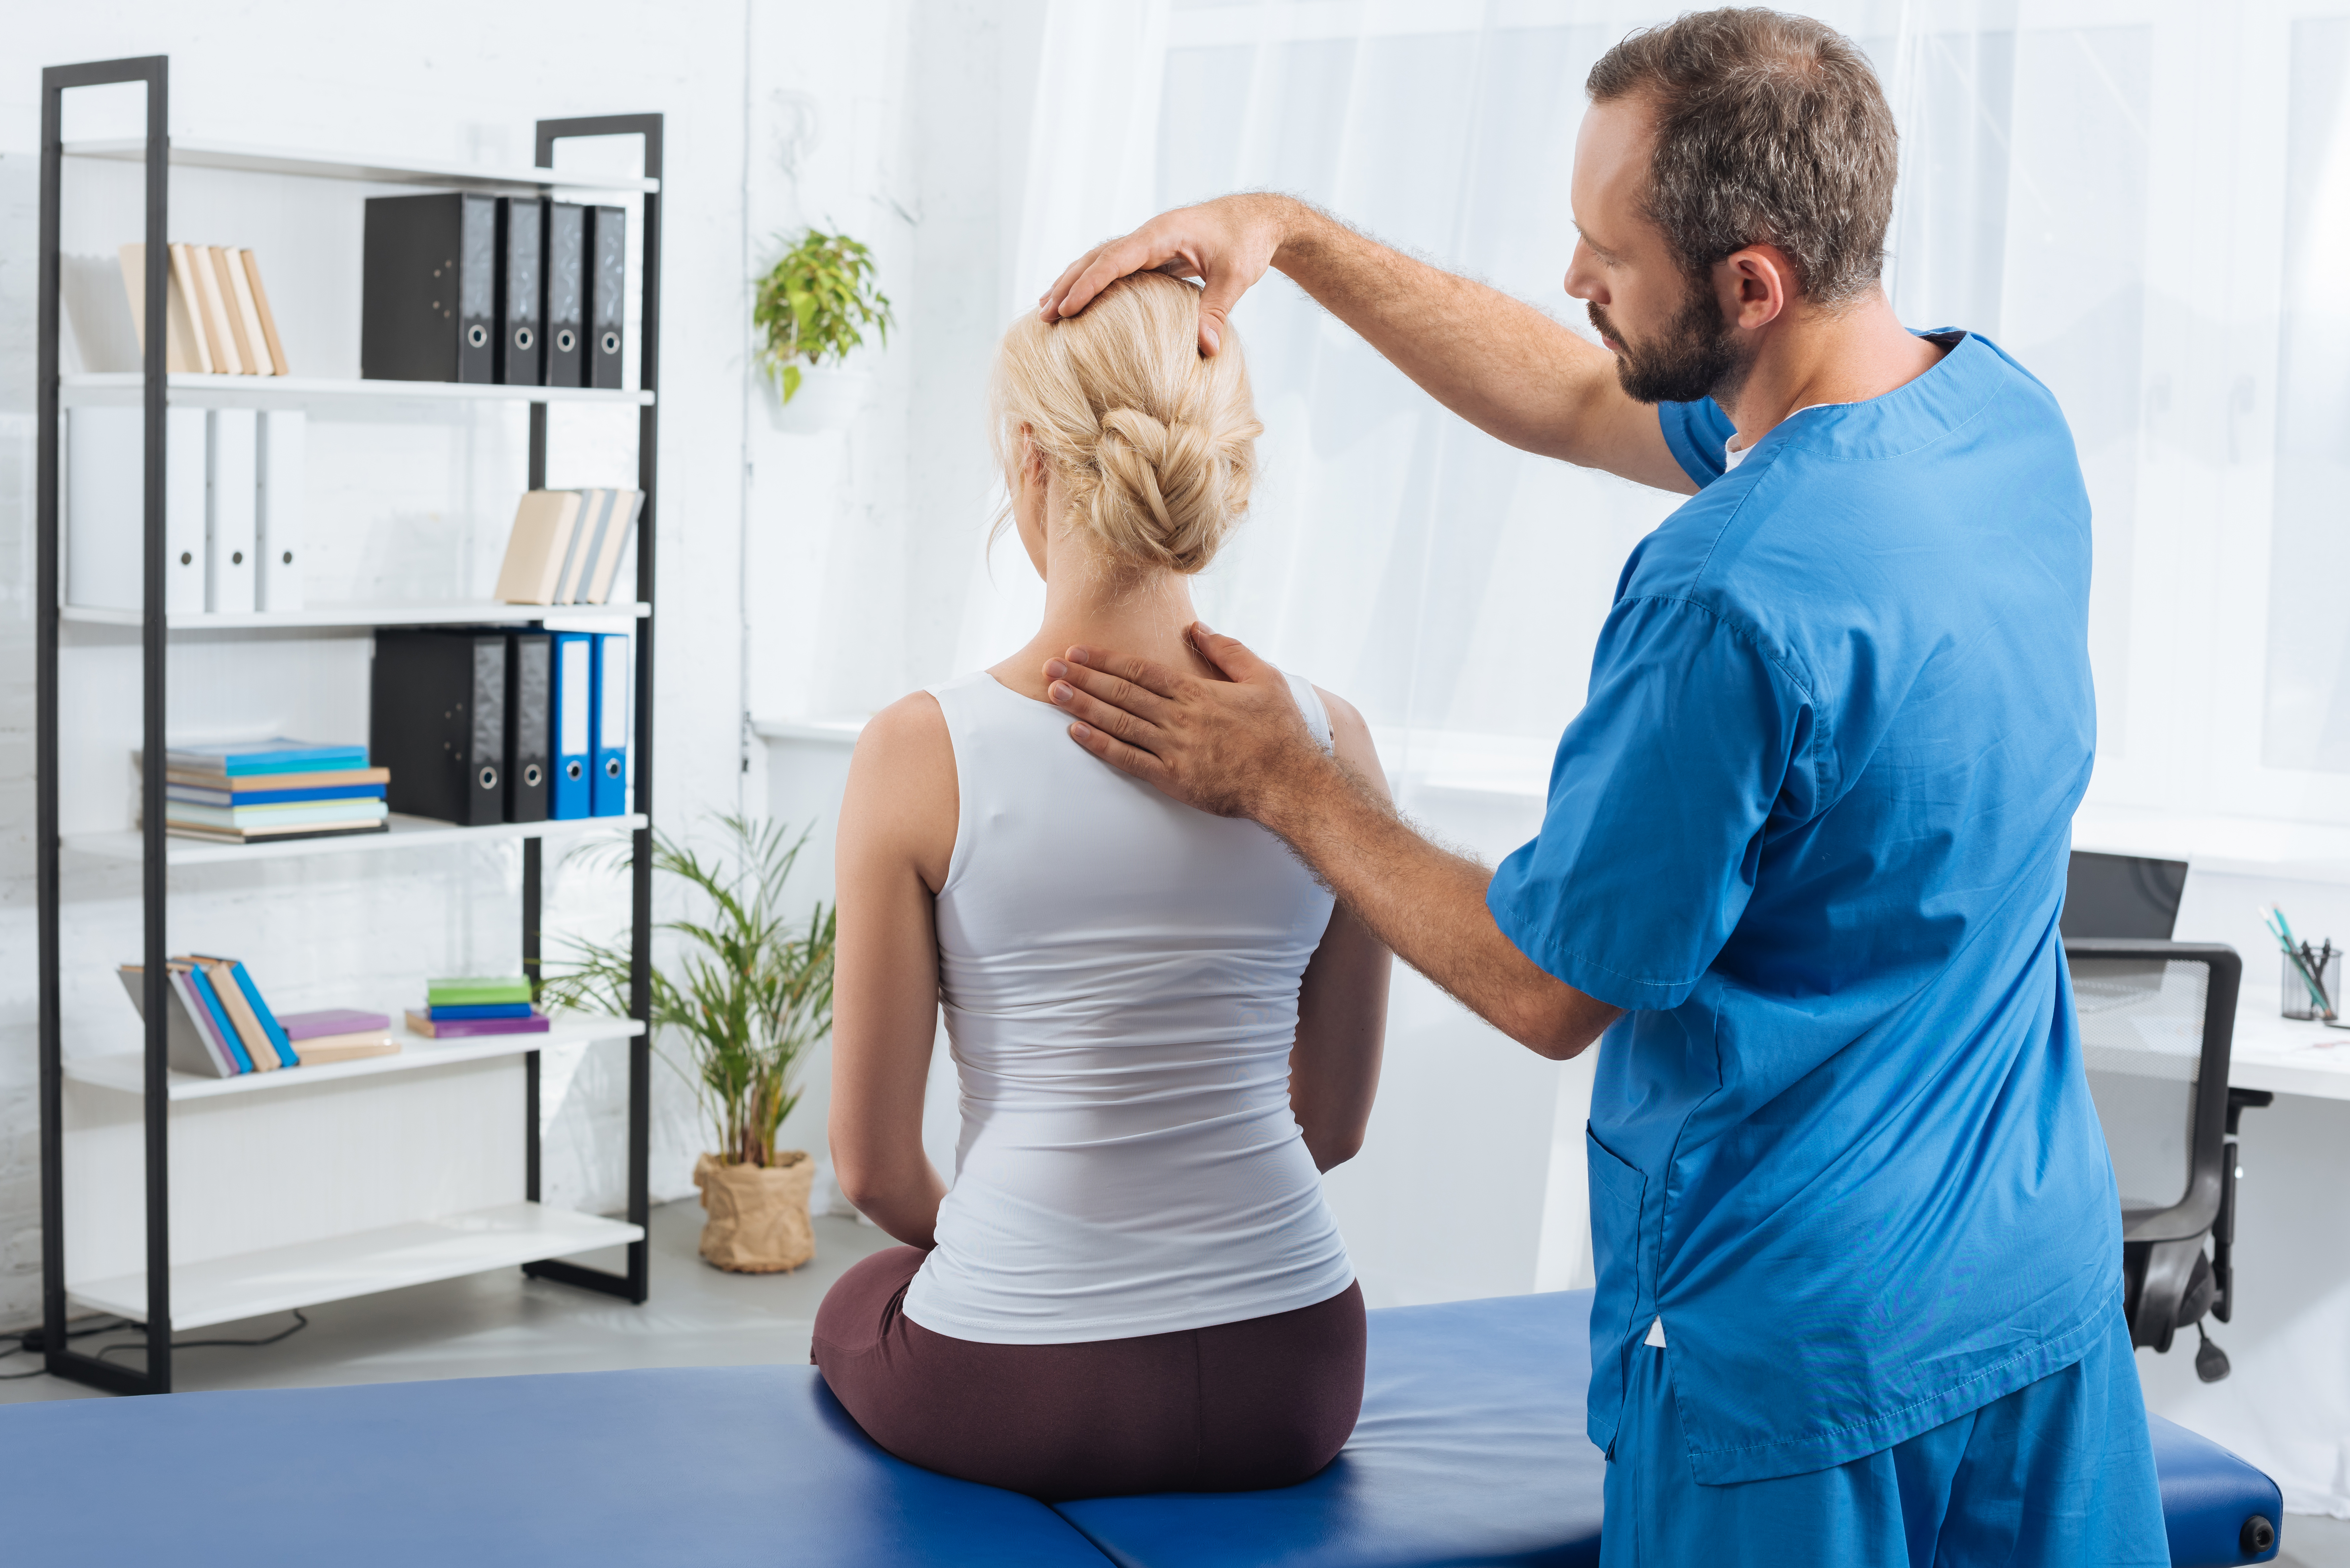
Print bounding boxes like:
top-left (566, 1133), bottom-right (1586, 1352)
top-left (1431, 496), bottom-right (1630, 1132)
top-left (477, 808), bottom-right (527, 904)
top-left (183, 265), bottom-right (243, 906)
top-left (1719, 245), bottom-right (1794, 332)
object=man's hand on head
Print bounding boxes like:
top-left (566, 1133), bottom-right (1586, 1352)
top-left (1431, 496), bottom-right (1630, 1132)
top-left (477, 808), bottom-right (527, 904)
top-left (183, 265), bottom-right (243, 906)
top-left (1038, 195), bottom-right (1297, 357)
top-left (1047, 626), bottom-right (1331, 823)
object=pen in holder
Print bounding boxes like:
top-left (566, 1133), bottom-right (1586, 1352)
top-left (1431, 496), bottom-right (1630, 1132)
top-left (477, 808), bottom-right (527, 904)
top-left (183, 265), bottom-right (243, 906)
top-left (2283, 943), bottom-right (2340, 1020)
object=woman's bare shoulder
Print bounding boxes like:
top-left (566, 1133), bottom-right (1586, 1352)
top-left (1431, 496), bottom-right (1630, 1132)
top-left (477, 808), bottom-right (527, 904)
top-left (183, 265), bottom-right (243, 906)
top-left (840, 691), bottom-right (958, 888)
top-left (1310, 686), bottom-right (1389, 803)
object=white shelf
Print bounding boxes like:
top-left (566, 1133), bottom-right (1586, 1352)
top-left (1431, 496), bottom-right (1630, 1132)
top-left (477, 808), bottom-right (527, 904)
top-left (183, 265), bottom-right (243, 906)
top-left (65, 810), bottom-right (644, 866)
top-left (62, 136), bottom-right (659, 196)
top-left (59, 600), bottom-right (648, 633)
top-left (66, 1010), bottom-right (644, 1101)
top-left (60, 372), bottom-right (652, 409)
top-left (752, 714), bottom-right (870, 747)
top-left (66, 1201), bottom-right (644, 1330)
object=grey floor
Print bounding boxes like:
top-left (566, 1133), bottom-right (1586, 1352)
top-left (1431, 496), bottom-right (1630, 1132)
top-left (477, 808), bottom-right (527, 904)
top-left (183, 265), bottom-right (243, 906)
top-left (0, 1200), bottom-right (901, 1403)
top-left (4, 1209), bottom-right (2344, 1567)
top-left (2285, 1515), bottom-right (2350, 1568)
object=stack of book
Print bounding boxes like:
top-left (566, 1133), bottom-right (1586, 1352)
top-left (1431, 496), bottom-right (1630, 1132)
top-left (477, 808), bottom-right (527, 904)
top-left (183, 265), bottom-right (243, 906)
top-left (407, 976), bottom-right (552, 1039)
top-left (116, 959), bottom-right (398, 1079)
top-left (154, 739), bottom-right (390, 844)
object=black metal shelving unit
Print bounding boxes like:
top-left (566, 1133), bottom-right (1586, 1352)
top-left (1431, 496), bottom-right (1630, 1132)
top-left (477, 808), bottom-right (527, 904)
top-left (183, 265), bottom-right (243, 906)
top-left (33, 55), bottom-right (662, 1395)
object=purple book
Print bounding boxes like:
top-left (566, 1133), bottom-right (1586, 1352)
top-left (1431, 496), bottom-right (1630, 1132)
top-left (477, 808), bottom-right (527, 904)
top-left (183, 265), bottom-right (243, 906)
top-left (404, 1009), bottom-right (550, 1039)
top-left (278, 1009), bottom-right (393, 1041)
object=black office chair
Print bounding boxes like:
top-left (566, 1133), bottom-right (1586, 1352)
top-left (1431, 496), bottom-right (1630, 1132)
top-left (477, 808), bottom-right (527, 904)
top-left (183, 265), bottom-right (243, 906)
top-left (2067, 938), bottom-right (2268, 1382)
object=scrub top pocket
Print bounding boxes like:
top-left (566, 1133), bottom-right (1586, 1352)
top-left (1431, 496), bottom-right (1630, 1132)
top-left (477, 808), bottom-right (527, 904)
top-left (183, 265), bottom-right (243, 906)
top-left (1584, 1125), bottom-right (1649, 1455)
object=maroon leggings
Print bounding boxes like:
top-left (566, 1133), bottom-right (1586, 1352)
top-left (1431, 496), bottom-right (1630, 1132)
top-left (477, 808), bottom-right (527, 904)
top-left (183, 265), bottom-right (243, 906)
top-left (812, 1245), bottom-right (1365, 1501)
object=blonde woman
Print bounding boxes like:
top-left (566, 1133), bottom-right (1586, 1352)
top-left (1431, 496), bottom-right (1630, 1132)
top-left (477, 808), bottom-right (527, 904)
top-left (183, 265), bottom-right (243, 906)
top-left (815, 272), bottom-right (1392, 1501)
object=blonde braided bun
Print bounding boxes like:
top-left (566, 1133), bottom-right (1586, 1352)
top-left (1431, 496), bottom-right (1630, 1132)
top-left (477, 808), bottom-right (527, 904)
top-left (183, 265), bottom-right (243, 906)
top-left (990, 271), bottom-right (1262, 575)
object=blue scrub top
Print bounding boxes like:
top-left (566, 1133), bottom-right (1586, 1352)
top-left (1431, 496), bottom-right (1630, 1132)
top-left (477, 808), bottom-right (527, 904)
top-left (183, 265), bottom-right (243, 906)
top-left (1488, 330), bottom-right (2120, 1485)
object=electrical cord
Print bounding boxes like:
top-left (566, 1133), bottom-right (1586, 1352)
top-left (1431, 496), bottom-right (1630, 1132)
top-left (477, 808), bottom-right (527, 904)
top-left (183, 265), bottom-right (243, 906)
top-left (0, 1317), bottom-right (140, 1378)
top-left (93, 1310), bottom-right (310, 1362)
top-left (0, 1311), bottom-right (309, 1378)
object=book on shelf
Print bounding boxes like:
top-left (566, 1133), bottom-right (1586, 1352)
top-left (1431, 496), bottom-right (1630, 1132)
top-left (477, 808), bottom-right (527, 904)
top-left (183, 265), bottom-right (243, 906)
top-left (426, 976), bottom-right (535, 1007)
top-left (166, 798), bottom-right (391, 831)
top-left (428, 1002), bottom-right (535, 1020)
top-left (159, 739), bottom-right (371, 777)
top-left (493, 489), bottom-right (641, 606)
top-left (188, 956), bottom-right (285, 1070)
top-left (117, 243), bottom-right (207, 373)
top-left (241, 250), bottom-right (291, 375)
top-left (189, 954), bottom-right (295, 1070)
top-left (493, 490), bottom-right (583, 604)
top-left (216, 246), bottom-right (276, 377)
top-left (166, 765), bottom-right (389, 797)
top-left (405, 1009), bottom-right (549, 1040)
top-left (184, 241), bottom-right (243, 374)
top-left (166, 244), bottom-right (216, 372)
top-left (277, 1009), bottom-right (399, 1066)
top-left (117, 965), bottom-right (236, 1077)
top-left (161, 819), bottom-right (392, 846)
top-left (168, 780), bottom-right (389, 808)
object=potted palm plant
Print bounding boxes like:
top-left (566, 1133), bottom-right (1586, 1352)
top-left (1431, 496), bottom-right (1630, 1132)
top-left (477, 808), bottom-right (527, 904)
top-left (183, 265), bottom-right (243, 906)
top-left (754, 227), bottom-right (894, 433)
top-left (544, 814), bottom-right (836, 1273)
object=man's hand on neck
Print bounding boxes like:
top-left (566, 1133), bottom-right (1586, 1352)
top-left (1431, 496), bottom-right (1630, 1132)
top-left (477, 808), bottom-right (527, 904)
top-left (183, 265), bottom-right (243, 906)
top-left (1045, 628), bottom-right (1623, 1060)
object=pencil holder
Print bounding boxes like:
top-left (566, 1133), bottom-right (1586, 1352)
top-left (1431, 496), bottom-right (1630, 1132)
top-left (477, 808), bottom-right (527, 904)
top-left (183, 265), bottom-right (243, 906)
top-left (2282, 950), bottom-right (2341, 1020)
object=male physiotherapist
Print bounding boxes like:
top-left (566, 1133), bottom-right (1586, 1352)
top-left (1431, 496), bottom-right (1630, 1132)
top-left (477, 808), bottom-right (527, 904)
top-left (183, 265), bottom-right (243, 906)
top-left (1033, 8), bottom-right (2166, 1565)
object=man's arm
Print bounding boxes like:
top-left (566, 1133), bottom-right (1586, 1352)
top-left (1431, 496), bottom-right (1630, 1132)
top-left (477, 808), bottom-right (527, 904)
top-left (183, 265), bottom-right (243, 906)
top-left (1041, 641), bottom-right (1622, 1060)
top-left (1040, 194), bottom-right (1694, 493)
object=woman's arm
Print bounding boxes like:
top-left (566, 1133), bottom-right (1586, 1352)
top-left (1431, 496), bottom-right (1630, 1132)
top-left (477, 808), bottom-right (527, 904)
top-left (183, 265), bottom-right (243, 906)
top-left (1288, 689), bottom-right (1394, 1171)
top-left (828, 693), bottom-right (958, 1247)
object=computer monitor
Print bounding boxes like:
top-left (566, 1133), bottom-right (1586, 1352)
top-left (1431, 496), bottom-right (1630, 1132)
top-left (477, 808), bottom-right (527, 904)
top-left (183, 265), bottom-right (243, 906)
top-left (2062, 850), bottom-right (2187, 940)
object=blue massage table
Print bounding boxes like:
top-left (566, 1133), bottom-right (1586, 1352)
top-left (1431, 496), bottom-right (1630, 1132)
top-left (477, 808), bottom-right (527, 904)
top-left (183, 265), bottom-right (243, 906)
top-left (0, 1289), bottom-right (2281, 1566)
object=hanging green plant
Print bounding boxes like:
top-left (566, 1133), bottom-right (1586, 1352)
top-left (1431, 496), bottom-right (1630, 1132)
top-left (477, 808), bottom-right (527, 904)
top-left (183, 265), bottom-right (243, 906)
top-left (754, 228), bottom-right (894, 403)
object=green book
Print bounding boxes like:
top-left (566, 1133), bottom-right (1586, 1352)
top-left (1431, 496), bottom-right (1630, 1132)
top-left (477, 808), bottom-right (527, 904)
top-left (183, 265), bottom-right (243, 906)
top-left (425, 975), bottom-right (535, 1006)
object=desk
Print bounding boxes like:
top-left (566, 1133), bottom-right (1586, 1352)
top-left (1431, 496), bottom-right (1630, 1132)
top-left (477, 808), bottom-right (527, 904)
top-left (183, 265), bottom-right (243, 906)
top-left (2086, 989), bottom-right (2350, 1102)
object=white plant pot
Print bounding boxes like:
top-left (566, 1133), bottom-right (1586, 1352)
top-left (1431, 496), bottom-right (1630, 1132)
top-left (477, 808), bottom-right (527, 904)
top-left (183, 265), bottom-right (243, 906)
top-left (766, 363), bottom-right (876, 434)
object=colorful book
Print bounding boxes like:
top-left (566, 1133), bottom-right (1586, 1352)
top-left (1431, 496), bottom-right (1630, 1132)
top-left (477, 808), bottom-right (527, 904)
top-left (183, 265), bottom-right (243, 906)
top-left (166, 799), bottom-right (390, 830)
top-left (162, 820), bottom-right (390, 846)
top-left (168, 783), bottom-right (388, 808)
top-left (180, 963), bottom-right (254, 1073)
top-left (428, 1002), bottom-right (536, 1021)
top-left (166, 766), bottom-right (389, 794)
top-left (192, 959), bottom-right (281, 1070)
top-left (187, 955), bottom-right (293, 1070)
top-left (280, 1009), bottom-right (393, 1040)
top-left (425, 976), bottom-right (535, 1007)
top-left (289, 1031), bottom-right (400, 1064)
top-left (157, 739), bottom-right (371, 778)
top-left (275, 1009), bottom-right (399, 1066)
top-left (405, 1010), bottom-right (549, 1039)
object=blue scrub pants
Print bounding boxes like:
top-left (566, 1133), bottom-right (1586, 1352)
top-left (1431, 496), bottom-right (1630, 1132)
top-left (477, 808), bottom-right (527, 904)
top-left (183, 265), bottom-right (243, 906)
top-left (1599, 1305), bottom-right (2168, 1566)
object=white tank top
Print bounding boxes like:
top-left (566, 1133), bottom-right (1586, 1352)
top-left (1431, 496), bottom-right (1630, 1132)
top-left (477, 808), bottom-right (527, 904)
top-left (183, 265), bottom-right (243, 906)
top-left (900, 670), bottom-right (1356, 1344)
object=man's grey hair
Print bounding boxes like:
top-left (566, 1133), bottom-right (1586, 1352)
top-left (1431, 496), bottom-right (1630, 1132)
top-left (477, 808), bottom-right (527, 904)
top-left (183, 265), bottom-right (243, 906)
top-left (1587, 8), bottom-right (1898, 308)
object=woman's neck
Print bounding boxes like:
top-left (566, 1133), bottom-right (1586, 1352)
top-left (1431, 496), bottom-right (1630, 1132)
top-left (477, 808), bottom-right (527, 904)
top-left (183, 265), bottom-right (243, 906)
top-left (989, 556), bottom-right (1214, 702)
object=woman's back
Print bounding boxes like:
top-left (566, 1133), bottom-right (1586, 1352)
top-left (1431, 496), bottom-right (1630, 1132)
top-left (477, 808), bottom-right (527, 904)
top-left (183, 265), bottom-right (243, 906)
top-left (817, 270), bottom-right (1385, 1500)
top-left (906, 669), bottom-right (1352, 1343)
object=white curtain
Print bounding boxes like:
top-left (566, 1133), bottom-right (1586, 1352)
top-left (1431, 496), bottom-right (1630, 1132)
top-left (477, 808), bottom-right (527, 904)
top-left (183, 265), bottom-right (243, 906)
top-left (968, 0), bottom-right (2350, 1513)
